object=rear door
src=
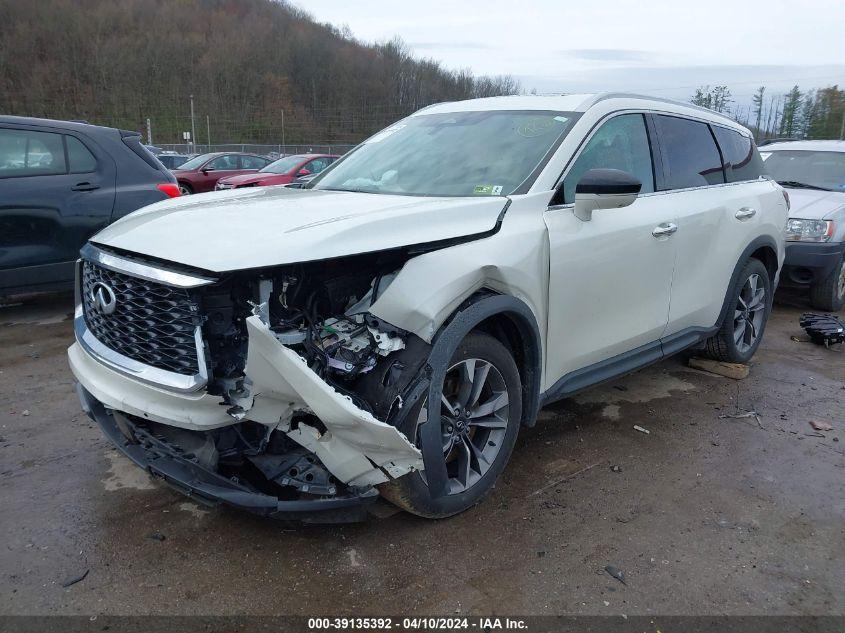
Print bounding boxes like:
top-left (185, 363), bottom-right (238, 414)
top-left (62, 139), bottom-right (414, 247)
top-left (654, 115), bottom-right (770, 337)
top-left (545, 113), bottom-right (677, 382)
top-left (0, 125), bottom-right (115, 292)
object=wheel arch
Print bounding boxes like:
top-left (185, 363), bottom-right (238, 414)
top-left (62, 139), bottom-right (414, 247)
top-left (716, 235), bottom-right (780, 329)
top-left (416, 291), bottom-right (543, 498)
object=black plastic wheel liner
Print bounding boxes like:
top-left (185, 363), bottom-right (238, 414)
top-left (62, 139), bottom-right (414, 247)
top-left (413, 293), bottom-right (542, 499)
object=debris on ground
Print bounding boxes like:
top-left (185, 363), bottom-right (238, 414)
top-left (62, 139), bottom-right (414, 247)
top-left (633, 425), bottom-right (650, 435)
top-left (147, 532), bottom-right (166, 542)
top-left (21, 410), bottom-right (30, 416)
top-left (800, 313), bottom-right (845, 347)
top-left (809, 420), bottom-right (833, 432)
top-left (604, 564), bottom-right (627, 585)
top-left (720, 409), bottom-right (764, 429)
top-left (611, 465), bottom-right (622, 473)
top-left (527, 462), bottom-right (601, 497)
top-left (688, 357), bottom-right (750, 380)
top-left (791, 335), bottom-right (810, 343)
top-left (61, 569), bottom-right (89, 588)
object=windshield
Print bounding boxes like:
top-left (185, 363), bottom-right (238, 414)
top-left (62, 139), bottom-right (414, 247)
top-left (260, 155), bottom-right (306, 174)
top-left (176, 153), bottom-right (214, 170)
top-left (761, 150), bottom-right (845, 191)
top-left (313, 110), bottom-right (576, 197)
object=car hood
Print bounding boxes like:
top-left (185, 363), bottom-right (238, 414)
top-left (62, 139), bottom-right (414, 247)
top-left (785, 188), bottom-right (845, 220)
top-left (219, 172), bottom-right (283, 186)
top-left (91, 187), bottom-right (508, 272)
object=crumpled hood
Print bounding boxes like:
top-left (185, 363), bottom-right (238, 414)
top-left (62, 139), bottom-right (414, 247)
top-left (91, 186), bottom-right (507, 272)
top-left (785, 188), bottom-right (845, 220)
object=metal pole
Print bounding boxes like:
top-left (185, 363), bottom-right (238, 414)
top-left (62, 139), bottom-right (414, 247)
top-left (281, 109), bottom-right (286, 155)
top-left (190, 94), bottom-right (196, 154)
top-left (206, 115), bottom-right (211, 152)
top-left (840, 110), bottom-right (845, 140)
top-left (146, 118), bottom-right (152, 145)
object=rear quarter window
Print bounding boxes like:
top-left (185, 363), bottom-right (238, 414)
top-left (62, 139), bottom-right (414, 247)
top-left (66, 135), bottom-right (98, 173)
top-left (654, 115), bottom-right (725, 189)
top-left (713, 127), bottom-right (764, 183)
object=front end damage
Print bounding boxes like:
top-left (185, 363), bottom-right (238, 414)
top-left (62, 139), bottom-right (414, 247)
top-left (71, 246), bottom-right (438, 522)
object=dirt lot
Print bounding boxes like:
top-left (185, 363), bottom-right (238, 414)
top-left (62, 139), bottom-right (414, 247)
top-left (0, 290), bottom-right (842, 617)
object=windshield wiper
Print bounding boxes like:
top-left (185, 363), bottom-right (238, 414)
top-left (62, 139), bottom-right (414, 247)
top-left (777, 180), bottom-right (832, 191)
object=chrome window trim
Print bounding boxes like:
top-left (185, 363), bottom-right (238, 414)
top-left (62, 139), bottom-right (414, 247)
top-left (74, 258), bottom-right (210, 393)
top-left (81, 243), bottom-right (216, 289)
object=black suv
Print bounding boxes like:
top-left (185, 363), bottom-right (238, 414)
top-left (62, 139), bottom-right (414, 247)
top-left (0, 116), bottom-right (180, 296)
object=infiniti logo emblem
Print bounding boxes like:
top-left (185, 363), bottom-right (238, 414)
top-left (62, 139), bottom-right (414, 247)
top-left (90, 282), bottom-right (117, 315)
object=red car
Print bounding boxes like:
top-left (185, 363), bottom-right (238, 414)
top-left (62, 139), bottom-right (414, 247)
top-left (172, 152), bottom-right (271, 194)
top-left (215, 154), bottom-right (338, 190)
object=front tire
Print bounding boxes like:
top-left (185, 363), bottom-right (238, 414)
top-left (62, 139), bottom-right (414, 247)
top-left (380, 332), bottom-right (522, 518)
top-left (809, 258), bottom-right (845, 312)
top-left (178, 182), bottom-right (193, 195)
top-left (704, 258), bottom-right (772, 363)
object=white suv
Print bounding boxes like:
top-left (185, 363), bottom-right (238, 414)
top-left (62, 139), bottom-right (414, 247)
top-left (759, 140), bottom-right (845, 310)
top-left (69, 94), bottom-right (787, 521)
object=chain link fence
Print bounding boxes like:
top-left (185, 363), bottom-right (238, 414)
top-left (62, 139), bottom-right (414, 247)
top-left (153, 143), bottom-right (356, 157)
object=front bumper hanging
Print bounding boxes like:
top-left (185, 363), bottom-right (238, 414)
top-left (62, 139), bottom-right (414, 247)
top-left (76, 384), bottom-right (379, 523)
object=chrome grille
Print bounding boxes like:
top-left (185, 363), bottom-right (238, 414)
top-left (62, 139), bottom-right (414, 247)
top-left (81, 261), bottom-right (201, 376)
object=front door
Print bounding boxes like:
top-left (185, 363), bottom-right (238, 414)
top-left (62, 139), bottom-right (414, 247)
top-left (544, 113), bottom-right (677, 385)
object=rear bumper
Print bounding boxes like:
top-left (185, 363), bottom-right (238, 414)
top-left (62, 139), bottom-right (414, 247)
top-left (76, 384), bottom-right (378, 523)
top-left (782, 241), bottom-right (844, 285)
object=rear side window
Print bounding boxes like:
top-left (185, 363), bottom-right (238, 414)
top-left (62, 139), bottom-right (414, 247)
top-left (562, 113), bottom-right (655, 203)
top-left (654, 115), bottom-right (724, 189)
top-left (713, 127), bottom-right (764, 182)
top-left (0, 128), bottom-right (67, 177)
top-left (241, 155), bottom-right (267, 169)
top-left (66, 136), bottom-right (98, 173)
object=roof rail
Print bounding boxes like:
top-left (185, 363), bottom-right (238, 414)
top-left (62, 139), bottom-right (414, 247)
top-left (582, 92), bottom-right (737, 121)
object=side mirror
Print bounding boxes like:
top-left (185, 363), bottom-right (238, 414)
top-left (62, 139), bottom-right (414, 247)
top-left (298, 168), bottom-right (311, 176)
top-left (572, 168), bottom-right (641, 222)
top-left (202, 166), bottom-right (214, 173)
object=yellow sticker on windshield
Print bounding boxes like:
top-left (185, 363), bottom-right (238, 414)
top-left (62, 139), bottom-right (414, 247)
top-left (473, 185), bottom-right (503, 195)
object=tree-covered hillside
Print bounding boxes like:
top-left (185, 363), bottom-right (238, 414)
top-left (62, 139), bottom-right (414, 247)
top-left (0, 0), bottom-right (519, 144)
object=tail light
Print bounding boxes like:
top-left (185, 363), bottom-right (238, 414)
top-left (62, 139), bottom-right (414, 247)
top-left (157, 183), bottom-right (181, 198)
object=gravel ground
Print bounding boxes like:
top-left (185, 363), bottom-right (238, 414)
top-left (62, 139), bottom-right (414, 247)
top-left (0, 289), bottom-right (842, 616)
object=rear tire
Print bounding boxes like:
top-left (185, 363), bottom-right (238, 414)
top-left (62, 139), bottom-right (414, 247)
top-left (809, 258), bottom-right (845, 312)
top-left (178, 182), bottom-right (193, 195)
top-left (380, 332), bottom-right (522, 519)
top-left (704, 258), bottom-right (772, 363)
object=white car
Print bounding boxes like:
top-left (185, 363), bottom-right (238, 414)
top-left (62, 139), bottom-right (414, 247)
top-left (759, 140), bottom-right (845, 310)
top-left (68, 94), bottom-right (788, 521)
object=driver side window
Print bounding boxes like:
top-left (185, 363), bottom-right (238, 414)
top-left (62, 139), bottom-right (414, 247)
top-left (208, 154), bottom-right (239, 170)
top-left (562, 114), bottom-right (655, 203)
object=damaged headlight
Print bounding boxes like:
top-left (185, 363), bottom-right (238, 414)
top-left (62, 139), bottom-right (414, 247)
top-left (785, 218), bottom-right (834, 242)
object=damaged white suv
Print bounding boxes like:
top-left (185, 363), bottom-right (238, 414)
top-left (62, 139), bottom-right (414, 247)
top-left (69, 94), bottom-right (787, 521)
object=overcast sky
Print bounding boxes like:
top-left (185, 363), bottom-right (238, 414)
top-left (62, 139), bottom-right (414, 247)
top-left (293, 0), bottom-right (845, 108)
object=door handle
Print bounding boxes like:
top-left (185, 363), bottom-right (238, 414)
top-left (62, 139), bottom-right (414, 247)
top-left (652, 222), bottom-right (678, 238)
top-left (71, 182), bottom-right (100, 192)
top-left (735, 207), bottom-right (756, 220)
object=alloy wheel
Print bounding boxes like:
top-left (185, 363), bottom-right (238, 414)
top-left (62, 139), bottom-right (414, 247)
top-left (733, 273), bottom-right (766, 353)
top-left (178, 184), bottom-right (191, 195)
top-left (838, 264), bottom-right (845, 301)
top-left (416, 358), bottom-right (510, 495)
